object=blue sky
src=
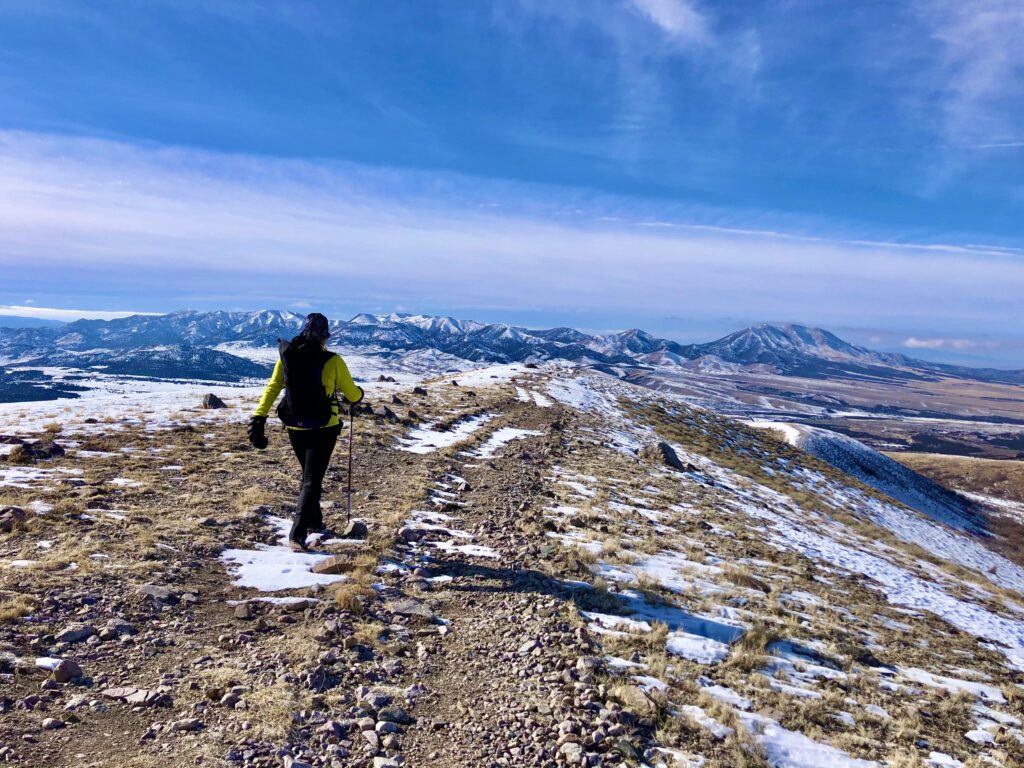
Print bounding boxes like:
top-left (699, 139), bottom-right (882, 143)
top-left (0, 0), bottom-right (1022, 366)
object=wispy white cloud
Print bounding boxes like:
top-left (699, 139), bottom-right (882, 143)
top-left (0, 305), bottom-right (158, 321)
top-left (0, 129), bottom-right (1021, 364)
top-left (626, 0), bottom-right (709, 46)
top-left (921, 0), bottom-right (1024, 146)
top-left (904, 336), bottom-right (1000, 351)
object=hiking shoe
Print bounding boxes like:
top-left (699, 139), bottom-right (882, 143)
top-left (288, 539), bottom-right (308, 553)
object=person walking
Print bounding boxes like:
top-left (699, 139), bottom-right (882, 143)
top-left (247, 313), bottom-right (364, 551)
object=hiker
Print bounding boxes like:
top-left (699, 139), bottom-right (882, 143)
top-left (247, 313), bottom-right (364, 552)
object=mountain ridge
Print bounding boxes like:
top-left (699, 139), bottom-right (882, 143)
top-left (0, 309), bottom-right (1021, 386)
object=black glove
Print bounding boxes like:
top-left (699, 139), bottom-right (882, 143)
top-left (247, 416), bottom-right (268, 449)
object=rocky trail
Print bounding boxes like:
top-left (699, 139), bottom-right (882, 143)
top-left (2, 365), bottom-right (1024, 768)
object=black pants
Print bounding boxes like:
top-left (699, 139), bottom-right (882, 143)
top-left (287, 424), bottom-right (341, 544)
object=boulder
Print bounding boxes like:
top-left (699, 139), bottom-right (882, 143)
top-left (101, 618), bottom-right (137, 639)
top-left (360, 690), bottom-right (392, 712)
top-left (639, 441), bottom-right (684, 471)
top-left (125, 689), bottom-right (170, 707)
top-left (281, 598), bottom-right (317, 612)
top-left (51, 659), bottom-right (82, 684)
top-left (54, 623), bottom-right (96, 644)
top-left (341, 520), bottom-right (368, 540)
top-left (102, 686), bottom-right (138, 701)
top-left (412, 386), bottom-right (428, 396)
top-left (373, 406), bottom-right (400, 423)
top-left (387, 598), bottom-right (434, 621)
top-left (138, 584), bottom-right (178, 604)
top-left (0, 506), bottom-right (26, 533)
top-left (201, 393), bottom-right (227, 409)
top-left (608, 684), bottom-right (658, 716)
top-left (311, 556), bottom-right (351, 576)
top-left (376, 706), bottom-right (413, 725)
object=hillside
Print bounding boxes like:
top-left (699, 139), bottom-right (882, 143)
top-left (747, 422), bottom-right (989, 536)
top-left (1, 365), bottom-right (1023, 767)
top-left (887, 454), bottom-right (1024, 523)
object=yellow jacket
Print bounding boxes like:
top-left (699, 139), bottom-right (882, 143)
top-left (254, 351), bottom-right (363, 430)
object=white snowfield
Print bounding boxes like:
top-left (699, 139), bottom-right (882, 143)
top-left (0, 366), bottom-right (262, 438)
top-left (398, 413), bottom-right (496, 454)
top-left (471, 427), bottom-right (544, 458)
top-left (748, 420), bottom-right (987, 534)
top-left (219, 516), bottom-right (348, 592)
top-left (738, 712), bottom-right (880, 768)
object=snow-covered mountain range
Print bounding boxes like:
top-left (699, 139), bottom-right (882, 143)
top-left (0, 310), bottom-right (1022, 392)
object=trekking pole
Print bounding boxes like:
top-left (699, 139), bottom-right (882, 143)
top-left (346, 401), bottom-right (354, 524)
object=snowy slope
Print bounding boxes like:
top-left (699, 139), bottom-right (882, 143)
top-left (750, 422), bottom-right (988, 534)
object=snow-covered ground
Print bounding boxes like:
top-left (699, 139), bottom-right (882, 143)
top-left (219, 516), bottom-right (350, 592)
top-left (0, 368), bottom-right (262, 437)
top-left (748, 420), bottom-right (986, 534)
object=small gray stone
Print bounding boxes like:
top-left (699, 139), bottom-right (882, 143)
top-left (387, 599), bottom-right (433, 621)
top-left (639, 440), bottom-right (684, 471)
top-left (54, 624), bottom-right (96, 644)
top-left (518, 639), bottom-right (539, 655)
top-left (201, 393), bottom-right (227, 409)
top-left (341, 520), bottom-right (369, 539)
top-left (138, 584), bottom-right (178, 604)
top-left (377, 707), bottom-right (413, 725)
top-left (104, 618), bottom-right (137, 638)
top-left (361, 691), bottom-right (392, 712)
top-left (51, 659), bottom-right (82, 684)
top-left (363, 730), bottom-right (380, 750)
top-left (0, 506), bottom-right (26, 533)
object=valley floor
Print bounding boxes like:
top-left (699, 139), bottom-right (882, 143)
top-left (1, 366), bottom-right (1023, 768)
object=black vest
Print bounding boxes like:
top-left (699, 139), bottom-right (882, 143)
top-left (276, 337), bottom-right (337, 428)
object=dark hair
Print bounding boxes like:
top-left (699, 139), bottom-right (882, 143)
top-left (300, 312), bottom-right (331, 342)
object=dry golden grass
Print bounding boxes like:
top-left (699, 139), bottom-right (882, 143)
top-left (330, 581), bottom-right (377, 614)
top-left (724, 623), bottom-right (780, 673)
top-left (723, 564), bottom-right (770, 594)
top-left (351, 619), bottom-right (388, 647)
top-left (889, 452), bottom-right (1024, 503)
top-left (884, 753), bottom-right (925, 768)
top-left (245, 681), bottom-right (310, 740)
top-left (0, 593), bottom-right (34, 623)
top-left (232, 484), bottom-right (276, 515)
top-left (3, 444), bottom-right (27, 464)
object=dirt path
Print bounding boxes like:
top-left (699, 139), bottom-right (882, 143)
top-left (388, 402), bottom-right (652, 768)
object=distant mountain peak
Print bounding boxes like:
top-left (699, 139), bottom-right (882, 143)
top-left (0, 308), bottom-right (1020, 386)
